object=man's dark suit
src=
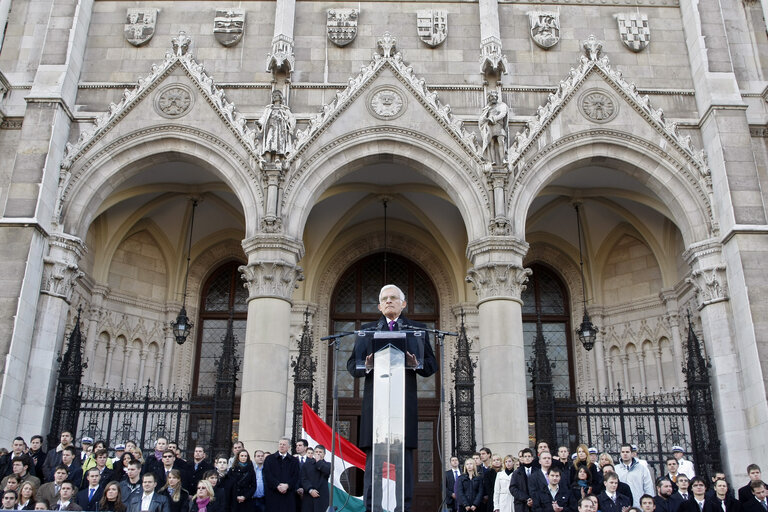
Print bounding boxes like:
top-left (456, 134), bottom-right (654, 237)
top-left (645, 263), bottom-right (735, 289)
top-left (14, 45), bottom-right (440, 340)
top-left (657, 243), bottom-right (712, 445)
top-left (679, 498), bottom-right (707, 512)
top-left (445, 468), bottom-right (461, 511)
top-left (739, 495), bottom-right (767, 512)
top-left (739, 485), bottom-right (757, 504)
top-left (190, 460), bottom-right (214, 489)
top-left (670, 491), bottom-right (692, 512)
top-left (263, 452), bottom-right (300, 512)
top-left (510, 466), bottom-right (532, 512)
top-left (703, 495), bottom-right (741, 512)
top-left (656, 496), bottom-right (675, 512)
top-left (597, 491), bottom-right (631, 512)
top-left (126, 492), bottom-right (170, 512)
top-left (300, 458), bottom-right (331, 512)
top-left (533, 485), bottom-right (576, 512)
top-left (346, 315), bottom-right (438, 512)
top-left (75, 486), bottom-right (103, 510)
top-left (528, 468), bottom-right (550, 500)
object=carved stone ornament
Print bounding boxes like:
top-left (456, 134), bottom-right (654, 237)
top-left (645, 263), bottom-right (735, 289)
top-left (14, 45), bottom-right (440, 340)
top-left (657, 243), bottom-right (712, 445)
top-left (686, 266), bottom-right (728, 309)
top-left (416, 10), bottom-right (447, 48)
top-left (579, 89), bottom-right (618, 123)
top-left (327, 9), bottom-right (358, 47)
top-left (480, 36), bottom-right (509, 76)
top-left (239, 261), bottom-right (304, 301)
top-left (616, 12), bottom-right (650, 52)
top-left (213, 9), bottom-right (245, 47)
top-left (154, 84), bottom-right (194, 118)
top-left (368, 86), bottom-right (406, 120)
top-left (466, 264), bottom-right (532, 302)
top-left (528, 11), bottom-right (560, 49)
top-left (124, 8), bottom-right (158, 47)
top-left (41, 234), bottom-right (86, 303)
top-left (266, 34), bottom-right (295, 73)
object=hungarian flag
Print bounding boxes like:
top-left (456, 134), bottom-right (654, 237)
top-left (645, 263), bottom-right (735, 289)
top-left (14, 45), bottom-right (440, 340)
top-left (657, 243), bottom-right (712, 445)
top-left (301, 401), bottom-right (366, 512)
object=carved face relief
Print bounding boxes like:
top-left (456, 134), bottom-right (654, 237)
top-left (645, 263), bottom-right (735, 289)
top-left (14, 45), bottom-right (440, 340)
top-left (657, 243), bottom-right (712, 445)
top-left (124, 8), bottom-right (158, 46)
top-left (616, 12), bottom-right (650, 52)
top-left (213, 9), bottom-right (245, 47)
top-left (368, 87), bottom-right (406, 120)
top-left (416, 10), bottom-right (447, 48)
top-left (528, 11), bottom-right (560, 49)
top-left (579, 90), bottom-right (618, 123)
top-left (327, 9), bottom-right (359, 47)
top-left (154, 85), bottom-right (194, 119)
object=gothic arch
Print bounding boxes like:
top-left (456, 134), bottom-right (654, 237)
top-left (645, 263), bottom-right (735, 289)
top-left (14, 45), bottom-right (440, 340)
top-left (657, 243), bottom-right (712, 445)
top-left (59, 127), bottom-right (261, 239)
top-left (507, 131), bottom-right (714, 247)
top-left (281, 128), bottom-right (490, 242)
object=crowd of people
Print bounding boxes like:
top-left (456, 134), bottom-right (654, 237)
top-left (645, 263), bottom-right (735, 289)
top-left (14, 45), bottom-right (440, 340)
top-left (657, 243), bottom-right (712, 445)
top-left (445, 440), bottom-right (764, 512)
top-left (0, 432), bottom-right (330, 512)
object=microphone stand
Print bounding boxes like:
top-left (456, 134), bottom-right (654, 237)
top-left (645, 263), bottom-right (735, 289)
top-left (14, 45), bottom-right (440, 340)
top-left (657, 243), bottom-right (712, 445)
top-left (319, 330), bottom-right (357, 512)
top-left (400, 324), bottom-right (458, 512)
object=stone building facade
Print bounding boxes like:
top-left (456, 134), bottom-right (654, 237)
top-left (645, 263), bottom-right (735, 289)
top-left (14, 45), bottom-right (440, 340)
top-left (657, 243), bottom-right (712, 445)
top-left (0, 0), bottom-right (767, 502)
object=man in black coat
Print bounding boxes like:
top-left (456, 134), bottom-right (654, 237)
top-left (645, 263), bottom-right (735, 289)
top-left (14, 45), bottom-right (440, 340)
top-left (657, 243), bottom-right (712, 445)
top-left (190, 446), bottom-right (214, 489)
top-left (263, 438), bottom-right (300, 512)
top-left (598, 473), bottom-right (632, 512)
top-left (346, 284), bottom-right (438, 512)
top-left (445, 456), bottom-right (461, 512)
top-left (510, 449), bottom-right (535, 512)
top-left (300, 445), bottom-right (331, 512)
top-left (740, 480), bottom-right (767, 512)
top-left (533, 467), bottom-right (576, 512)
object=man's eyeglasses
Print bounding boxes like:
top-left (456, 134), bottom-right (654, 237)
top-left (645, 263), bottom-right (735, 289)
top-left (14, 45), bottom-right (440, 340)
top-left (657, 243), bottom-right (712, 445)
top-left (379, 295), bottom-right (401, 303)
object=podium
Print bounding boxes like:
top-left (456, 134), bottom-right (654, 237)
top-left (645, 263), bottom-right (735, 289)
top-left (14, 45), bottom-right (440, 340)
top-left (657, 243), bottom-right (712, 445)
top-left (355, 330), bottom-right (424, 512)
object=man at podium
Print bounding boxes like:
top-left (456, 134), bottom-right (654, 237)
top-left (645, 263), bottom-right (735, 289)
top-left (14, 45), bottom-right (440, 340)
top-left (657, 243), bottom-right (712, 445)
top-left (346, 284), bottom-right (438, 512)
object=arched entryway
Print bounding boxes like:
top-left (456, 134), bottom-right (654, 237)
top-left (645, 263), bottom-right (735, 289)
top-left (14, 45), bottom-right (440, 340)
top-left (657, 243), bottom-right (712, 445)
top-left (327, 252), bottom-right (442, 510)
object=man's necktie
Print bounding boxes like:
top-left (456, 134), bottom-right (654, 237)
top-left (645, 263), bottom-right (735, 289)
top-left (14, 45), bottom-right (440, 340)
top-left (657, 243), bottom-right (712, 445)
top-left (388, 320), bottom-right (395, 331)
top-left (455, 470), bottom-right (459, 480)
top-left (611, 495), bottom-right (616, 504)
top-left (683, 494), bottom-right (688, 501)
top-left (762, 500), bottom-right (767, 511)
top-left (89, 489), bottom-right (94, 501)
top-left (698, 502), bottom-right (704, 511)
top-left (526, 468), bottom-right (531, 477)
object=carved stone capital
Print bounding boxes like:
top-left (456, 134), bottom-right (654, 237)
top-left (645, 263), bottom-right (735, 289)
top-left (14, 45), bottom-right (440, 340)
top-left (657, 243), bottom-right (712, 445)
top-left (686, 266), bottom-right (728, 309)
top-left (241, 234), bottom-right (304, 262)
top-left (466, 236), bottom-right (529, 267)
top-left (239, 261), bottom-right (304, 302)
top-left (466, 264), bottom-right (532, 303)
top-left (41, 233), bottom-right (86, 303)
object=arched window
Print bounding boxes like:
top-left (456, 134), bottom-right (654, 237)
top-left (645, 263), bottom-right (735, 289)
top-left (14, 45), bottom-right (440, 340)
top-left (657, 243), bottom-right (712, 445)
top-left (521, 263), bottom-right (575, 444)
top-left (193, 261), bottom-right (247, 396)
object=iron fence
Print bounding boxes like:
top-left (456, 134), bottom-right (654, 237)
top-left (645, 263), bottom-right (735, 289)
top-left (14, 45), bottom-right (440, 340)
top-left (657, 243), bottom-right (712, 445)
top-left (552, 384), bottom-right (692, 478)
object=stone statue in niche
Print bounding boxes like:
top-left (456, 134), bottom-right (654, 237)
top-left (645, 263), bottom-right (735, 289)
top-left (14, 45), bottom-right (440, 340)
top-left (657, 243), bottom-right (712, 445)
top-left (256, 90), bottom-right (296, 164)
top-left (479, 91), bottom-right (509, 166)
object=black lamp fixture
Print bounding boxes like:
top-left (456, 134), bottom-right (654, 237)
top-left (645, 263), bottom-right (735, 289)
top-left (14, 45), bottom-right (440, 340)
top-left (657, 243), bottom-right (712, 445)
top-left (574, 202), bottom-right (598, 351)
top-left (171, 199), bottom-right (198, 345)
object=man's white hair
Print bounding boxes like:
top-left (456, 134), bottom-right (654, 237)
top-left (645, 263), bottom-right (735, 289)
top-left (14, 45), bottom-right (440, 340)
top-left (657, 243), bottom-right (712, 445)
top-left (379, 284), bottom-right (405, 301)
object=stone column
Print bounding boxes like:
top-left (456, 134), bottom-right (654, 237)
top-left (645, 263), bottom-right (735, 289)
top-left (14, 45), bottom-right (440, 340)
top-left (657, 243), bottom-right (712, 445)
top-left (590, 309), bottom-right (608, 392)
top-left (85, 285), bottom-right (108, 380)
top-left (103, 341), bottom-right (115, 387)
top-left (120, 345), bottom-right (131, 383)
top-left (653, 350), bottom-right (664, 389)
top-left (138, 349), bottom-right (148, 386)
top-left (160, 323), bottom-right (176, 389)
top-left (621, 355), bottom-right (630, 390)
top-left (478, 0), bottom-right (508, 77)
top-left (13, 233), bottom-right (84, 439)
top-left (660, 290), bottom-right (684, 388)
top-left (153, 352), bottom-right (162, 387)
top-left (606, 356), bottom-right (614, 391)
top-left (685, 241), bottom-right (768, 478)
top-left (466, 236), bottom-right (530, 455)
top-left (238, 234), bottom-right (304, 448)
top-left (637, 352), bottom-right (647, 391)
top-left (266, 0), bottom-right (296, 74)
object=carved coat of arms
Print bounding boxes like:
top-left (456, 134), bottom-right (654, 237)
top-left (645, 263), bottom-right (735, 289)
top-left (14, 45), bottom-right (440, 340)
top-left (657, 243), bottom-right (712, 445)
top-left (528, 11), bottom-right (560, 49)
top-left (416, 10), bottom-right (447, 48)
top-left (213, 9), bottom-right (245, 47)
top-left (617, 12), bottom-right (650, 52)
top-left (327, 9), bottom-right (358, 47)
top-left (124, 8), bottom-right (158, 47)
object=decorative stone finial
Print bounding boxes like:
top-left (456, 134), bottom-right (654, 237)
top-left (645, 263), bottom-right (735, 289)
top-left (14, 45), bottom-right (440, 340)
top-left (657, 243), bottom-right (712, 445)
top-left (172, 31), bottom-right (191, 56)
top-left (378, 32), bottom-right (397, 58)
top-left (582, 34), bottom-right (603, 61)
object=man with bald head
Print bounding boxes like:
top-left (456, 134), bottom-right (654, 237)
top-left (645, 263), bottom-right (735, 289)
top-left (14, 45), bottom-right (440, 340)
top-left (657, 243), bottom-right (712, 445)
top-left (347, 284), bottom-right (438, 512)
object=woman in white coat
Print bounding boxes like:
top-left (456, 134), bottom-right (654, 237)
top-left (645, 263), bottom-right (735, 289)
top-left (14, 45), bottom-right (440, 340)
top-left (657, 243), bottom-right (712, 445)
top-left (493, 455), bottom-right (516, 512)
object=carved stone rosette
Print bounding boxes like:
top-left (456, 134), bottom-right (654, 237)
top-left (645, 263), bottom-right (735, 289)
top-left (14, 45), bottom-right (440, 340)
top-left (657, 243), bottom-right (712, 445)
top-left (41, 234), bottom-right (86, 303)
top-left (466, 264), bottom-right (532, 303)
